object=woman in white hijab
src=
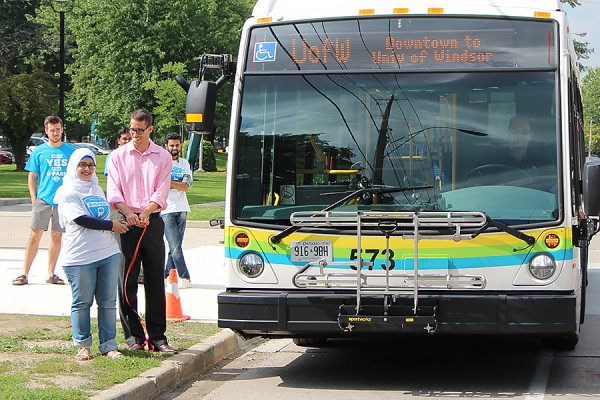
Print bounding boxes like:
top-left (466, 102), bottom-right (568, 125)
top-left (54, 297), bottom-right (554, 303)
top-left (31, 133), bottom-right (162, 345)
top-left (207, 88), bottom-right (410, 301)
top-left (54, 148), bottom-right (129, 360)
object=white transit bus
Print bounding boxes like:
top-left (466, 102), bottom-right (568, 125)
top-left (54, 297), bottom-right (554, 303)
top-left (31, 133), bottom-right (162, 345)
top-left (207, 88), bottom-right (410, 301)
top-left (181, 0), bottom-right (600, 349)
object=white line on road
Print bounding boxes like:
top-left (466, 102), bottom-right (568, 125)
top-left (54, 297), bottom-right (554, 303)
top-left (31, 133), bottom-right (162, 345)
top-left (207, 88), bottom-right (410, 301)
top-left (524, 350), bottom-right (554, 400)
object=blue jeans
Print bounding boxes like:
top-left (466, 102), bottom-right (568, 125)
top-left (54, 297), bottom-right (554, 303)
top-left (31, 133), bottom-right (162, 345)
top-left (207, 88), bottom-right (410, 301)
top-left (63, 253), bottom-right (121, 354)
top-left (162, 212), bottom-right (190, 280)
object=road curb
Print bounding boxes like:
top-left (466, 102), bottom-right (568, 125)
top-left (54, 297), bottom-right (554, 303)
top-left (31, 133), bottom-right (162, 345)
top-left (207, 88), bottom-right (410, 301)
top-left (90, 329), bottom-right (250, 400)
top-left (187, 220), bottom-right (212, 228)
top-left (0, 198), bottom-right (29, 206)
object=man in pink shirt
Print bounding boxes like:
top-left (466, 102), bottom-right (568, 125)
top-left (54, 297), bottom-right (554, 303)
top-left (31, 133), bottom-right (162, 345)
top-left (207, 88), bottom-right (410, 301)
top-left (106, 109), bottom-right (177, 353)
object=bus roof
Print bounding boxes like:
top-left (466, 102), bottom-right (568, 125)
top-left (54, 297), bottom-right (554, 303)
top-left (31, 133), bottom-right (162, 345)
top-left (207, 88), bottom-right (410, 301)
top-left (252, 0), bottom-right (563, 20)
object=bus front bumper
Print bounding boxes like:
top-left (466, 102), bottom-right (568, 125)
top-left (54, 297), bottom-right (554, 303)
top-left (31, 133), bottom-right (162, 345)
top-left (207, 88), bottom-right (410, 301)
top-left (217, 290), bottom-right (578, 338)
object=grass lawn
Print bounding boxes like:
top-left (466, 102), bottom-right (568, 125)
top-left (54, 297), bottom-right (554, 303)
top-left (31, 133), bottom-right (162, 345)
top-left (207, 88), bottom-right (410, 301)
top-left (0, 314), bottom-right (220, 400)
top-left (0, 153), bottom-right (227, 220)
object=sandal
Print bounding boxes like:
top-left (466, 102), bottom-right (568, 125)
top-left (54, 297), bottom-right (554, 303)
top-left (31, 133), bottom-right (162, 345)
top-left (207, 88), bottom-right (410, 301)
top-left (12, 275), bottom-right (28, 286)
top-left (103, 350), bottom-right (124, 359)
top-left (74, 348), bottom-right (92, 361)
top-left (46, 274), bottom-right (65, 285)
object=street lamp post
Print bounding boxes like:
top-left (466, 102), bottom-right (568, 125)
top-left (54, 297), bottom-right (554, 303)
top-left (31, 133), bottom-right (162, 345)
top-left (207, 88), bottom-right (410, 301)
top-left (59, 9), bottom-right (65, 126)
top-left (50, 0), bottom-right (73, 139)
top-left (591, 117), bottom-right (594, 158)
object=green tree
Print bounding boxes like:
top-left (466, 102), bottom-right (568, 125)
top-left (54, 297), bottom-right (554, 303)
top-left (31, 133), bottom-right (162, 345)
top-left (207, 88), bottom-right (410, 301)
top-left (142, 62), bottom-right (188, 143)
top-left (0, 67), bottom-right (56, 169)
top-left (0, 0), bottom-right (43, 76)
top-left (0, 0), bottom-right (59, 169)
top-left (35, 0), bottom-right (252, 143)
top-left (560, 0), bottom-right (593, 68)
top-left (582, 68), bottom-right (600, 155)
top-left (202, 139), bottom-right (217, 172)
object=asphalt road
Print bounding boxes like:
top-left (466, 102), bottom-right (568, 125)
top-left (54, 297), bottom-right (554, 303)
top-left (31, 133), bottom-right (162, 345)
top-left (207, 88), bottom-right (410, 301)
top-left (156, 238), bottom-right (600, 400)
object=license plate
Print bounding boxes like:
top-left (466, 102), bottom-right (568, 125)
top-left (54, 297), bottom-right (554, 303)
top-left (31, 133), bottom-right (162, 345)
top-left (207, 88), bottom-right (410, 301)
top-left (290, 240), bottom-right (333, 262)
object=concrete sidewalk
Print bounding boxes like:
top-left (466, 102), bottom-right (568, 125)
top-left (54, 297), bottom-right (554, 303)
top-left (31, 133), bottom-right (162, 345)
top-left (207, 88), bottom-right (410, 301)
top-left (0, 198), bottom-right (249, 400)
top-left (0, 200), bottom-right (226, 322)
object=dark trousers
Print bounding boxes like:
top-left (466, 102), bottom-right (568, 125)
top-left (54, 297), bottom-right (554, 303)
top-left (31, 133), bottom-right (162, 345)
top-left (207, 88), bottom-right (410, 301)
top-left (118, 214), bottom-right (168, 347)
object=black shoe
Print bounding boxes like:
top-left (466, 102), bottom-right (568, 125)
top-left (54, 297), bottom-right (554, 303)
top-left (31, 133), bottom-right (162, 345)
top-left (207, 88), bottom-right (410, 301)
top-left (151, 343), bottom-right (178, 353)
top-left (128, 343), bottom-right (146, 351)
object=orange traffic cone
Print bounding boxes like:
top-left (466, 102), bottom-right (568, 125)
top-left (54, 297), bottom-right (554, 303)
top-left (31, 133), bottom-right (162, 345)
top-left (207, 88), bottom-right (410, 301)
top-left (165, 269), bottom-right (190, 322)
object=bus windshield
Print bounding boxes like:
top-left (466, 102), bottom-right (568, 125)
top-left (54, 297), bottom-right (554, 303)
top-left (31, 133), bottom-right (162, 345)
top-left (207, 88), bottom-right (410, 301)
top-left (234, 70), bottom-right (559, 226)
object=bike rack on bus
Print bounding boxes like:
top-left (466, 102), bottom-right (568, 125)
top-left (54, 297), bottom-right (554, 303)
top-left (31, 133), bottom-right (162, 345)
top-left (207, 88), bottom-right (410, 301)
top-left (290, 210), bottom-right (488, 334)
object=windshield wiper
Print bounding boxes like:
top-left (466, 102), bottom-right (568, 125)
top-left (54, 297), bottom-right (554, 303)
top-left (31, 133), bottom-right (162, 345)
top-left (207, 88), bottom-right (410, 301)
top-left (471, 215), bottom-right (535, 246)
top-left (269, 185), bottom-right (433, 244)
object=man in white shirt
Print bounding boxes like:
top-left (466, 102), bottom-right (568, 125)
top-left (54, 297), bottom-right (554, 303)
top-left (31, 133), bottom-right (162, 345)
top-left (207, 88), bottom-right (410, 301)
top-left (162, 133), bottom-right (193, 288)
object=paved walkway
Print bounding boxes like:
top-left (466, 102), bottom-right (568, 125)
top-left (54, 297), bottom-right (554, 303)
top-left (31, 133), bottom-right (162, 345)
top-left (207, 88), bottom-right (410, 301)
top-left (0, 199), bottom-right (225, 322)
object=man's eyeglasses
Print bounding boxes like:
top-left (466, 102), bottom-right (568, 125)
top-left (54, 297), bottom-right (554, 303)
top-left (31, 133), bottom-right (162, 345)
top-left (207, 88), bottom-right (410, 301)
top-left (77, 162), bottom-right (96, 170)
top-left (128, 127), bottom-right (147, 135)
top-left (509, 128), bottom-right (531, 137)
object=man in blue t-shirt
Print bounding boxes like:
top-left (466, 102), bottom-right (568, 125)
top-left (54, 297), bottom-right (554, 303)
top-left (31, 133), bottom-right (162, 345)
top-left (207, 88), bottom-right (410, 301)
top-left (12, 116), bottom-right (76, 286)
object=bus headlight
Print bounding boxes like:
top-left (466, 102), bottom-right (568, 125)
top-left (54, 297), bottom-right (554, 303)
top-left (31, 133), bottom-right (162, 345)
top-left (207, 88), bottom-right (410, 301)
top-left (529, 254), bottom-right (556, 280)
top-left (238, 252), bottom-right (264, 278)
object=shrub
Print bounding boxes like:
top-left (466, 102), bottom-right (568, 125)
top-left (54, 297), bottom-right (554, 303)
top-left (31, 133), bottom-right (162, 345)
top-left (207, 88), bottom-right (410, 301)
top-left (181, 138), bottom-right (216, 171)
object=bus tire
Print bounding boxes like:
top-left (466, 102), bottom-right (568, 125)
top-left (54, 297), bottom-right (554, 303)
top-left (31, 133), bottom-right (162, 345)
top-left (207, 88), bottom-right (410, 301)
top-left (543, 332), bottom-right (579, 351)
top-left (580, 268), bottom-right (587, 325)
top-left (292, 337), bottom-right (327, 347)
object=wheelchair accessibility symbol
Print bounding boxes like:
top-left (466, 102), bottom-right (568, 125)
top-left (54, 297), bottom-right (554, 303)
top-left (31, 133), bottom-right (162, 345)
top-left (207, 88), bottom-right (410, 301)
top-left (253, 42), bottom-right (277, 63)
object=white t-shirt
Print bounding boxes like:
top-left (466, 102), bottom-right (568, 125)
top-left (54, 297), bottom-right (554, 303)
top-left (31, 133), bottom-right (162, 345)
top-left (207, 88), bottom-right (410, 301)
top-left (58, 192), bottom-right (121, 266)
top-left (163, 157), bottom-right (192, 214)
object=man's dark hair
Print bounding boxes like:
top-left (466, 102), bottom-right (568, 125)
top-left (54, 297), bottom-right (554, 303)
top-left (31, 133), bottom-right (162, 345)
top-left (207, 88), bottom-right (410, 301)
top-left (117, 127), bottom-right (129, 137)
top-left (44, 115), bottom-right (63, 129)
top-left (130, 109), bottom-right (153, 127)
top-left (165, 133), bottom-right (182, 144)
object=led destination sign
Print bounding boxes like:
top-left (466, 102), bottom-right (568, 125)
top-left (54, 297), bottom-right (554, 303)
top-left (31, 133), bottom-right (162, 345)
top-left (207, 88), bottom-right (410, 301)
top-left (247, 17), bottom-right (556, 72)
top-left (290, 34), bottom-right (494, 66)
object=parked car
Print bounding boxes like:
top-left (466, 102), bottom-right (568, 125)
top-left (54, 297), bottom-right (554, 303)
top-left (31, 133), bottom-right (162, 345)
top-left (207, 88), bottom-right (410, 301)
top-left (0, 149), bottom-right (14, 164)
top-left (586, 156), bottom-right (600, 164)
top-left (73, 142), bottom-right (111, 155)
top-left (26, 136), bottom-right (48, 158)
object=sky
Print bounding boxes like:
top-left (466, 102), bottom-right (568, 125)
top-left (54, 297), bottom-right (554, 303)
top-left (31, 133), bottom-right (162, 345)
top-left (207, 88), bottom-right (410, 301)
top-left (564, 0), bottom-right (600, 70)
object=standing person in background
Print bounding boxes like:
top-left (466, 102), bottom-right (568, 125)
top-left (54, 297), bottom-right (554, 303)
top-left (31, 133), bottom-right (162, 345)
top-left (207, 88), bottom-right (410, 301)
top-left (12, 116), bottom-right (76, 286)
top-left (103, 127), bottom-right (131, 177)
top-left (162, 133), bottom-right (193, 288)
top-left (54, 148), bottom-right (129, 361)
top-left (106, 109), bottom-right (178, 353)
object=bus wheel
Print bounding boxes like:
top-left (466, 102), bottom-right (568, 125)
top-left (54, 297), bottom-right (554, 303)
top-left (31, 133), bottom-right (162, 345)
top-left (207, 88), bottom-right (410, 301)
top-left (543, 332), bottom-right (579, 351)
top-left (580, 266), bottom-right (588, 325)
top-left (292, 337), bottom-right (327, 347)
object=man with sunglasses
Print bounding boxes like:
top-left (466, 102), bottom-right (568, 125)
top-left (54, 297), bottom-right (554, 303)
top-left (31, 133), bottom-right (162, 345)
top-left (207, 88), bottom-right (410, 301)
top-left (106, 109), bottom-right (177, 353)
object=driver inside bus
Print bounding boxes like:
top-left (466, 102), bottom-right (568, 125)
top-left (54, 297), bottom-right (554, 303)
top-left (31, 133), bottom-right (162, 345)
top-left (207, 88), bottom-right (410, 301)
top-left (486, 114), bottom-right (539, 172)
top-left (507, 115), bottom-right (535, 168)
top-left (464, 115), bottom-right (542, 186)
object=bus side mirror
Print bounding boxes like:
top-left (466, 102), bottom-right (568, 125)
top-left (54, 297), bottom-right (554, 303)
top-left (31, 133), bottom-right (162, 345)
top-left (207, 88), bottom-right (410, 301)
top-left (185, 80), bottom-right (217, 134)
top-left (209, 217), bottom-right (225, 229)
top-left (583, 160), bottom-right (600, 216)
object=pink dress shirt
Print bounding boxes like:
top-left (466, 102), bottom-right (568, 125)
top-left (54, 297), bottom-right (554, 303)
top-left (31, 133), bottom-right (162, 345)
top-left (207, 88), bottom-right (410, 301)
top-left (106, 140), bottom-right (172, 213)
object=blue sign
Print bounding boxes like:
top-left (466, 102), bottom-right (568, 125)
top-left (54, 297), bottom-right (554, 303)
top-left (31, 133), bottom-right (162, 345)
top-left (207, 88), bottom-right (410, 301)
top-left (171, 166), bottom-right (184, 181)
top-left (253, 42), bottom-right (277, 63)
top-left (82, 195), bottom-right (110, 220)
